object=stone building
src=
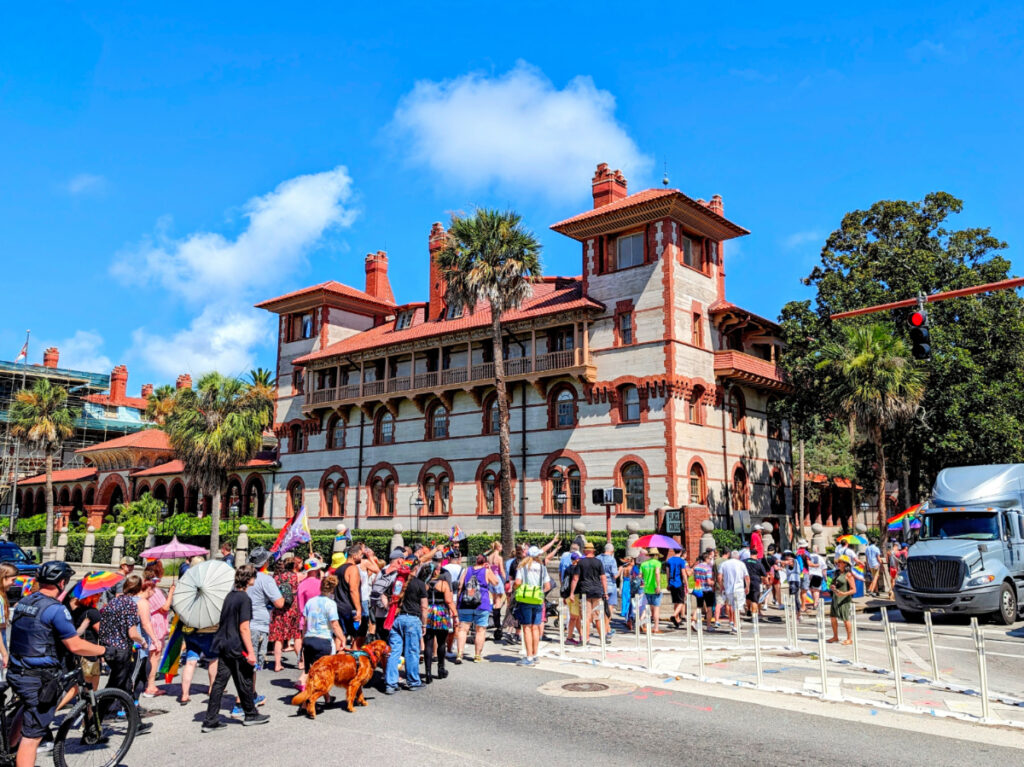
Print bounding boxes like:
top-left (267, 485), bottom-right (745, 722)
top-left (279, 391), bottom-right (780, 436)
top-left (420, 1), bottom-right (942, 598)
top-left (257, 164), bottom-right (793, 553)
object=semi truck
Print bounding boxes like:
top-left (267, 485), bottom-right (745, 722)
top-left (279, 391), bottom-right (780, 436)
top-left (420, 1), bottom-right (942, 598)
top-left (893, 464), bottom-right (1024, 625)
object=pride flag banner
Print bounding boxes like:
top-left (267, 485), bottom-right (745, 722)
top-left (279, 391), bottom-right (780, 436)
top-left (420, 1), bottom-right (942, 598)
top-left (159, 615), bottom-right (184, 682)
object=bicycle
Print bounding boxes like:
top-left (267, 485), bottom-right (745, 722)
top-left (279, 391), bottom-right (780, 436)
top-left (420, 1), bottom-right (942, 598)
top-left (0, 664), bottom-right (139, 767)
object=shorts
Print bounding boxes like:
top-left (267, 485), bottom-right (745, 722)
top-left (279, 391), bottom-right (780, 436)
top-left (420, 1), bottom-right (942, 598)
top-left (302, 636), bottom-right (334, 669)
top-left (7, 669), bottom-right (58, 739)
top-left (340, 609), bottom-right (369, 639)
top-left (788, 582), bottom-right (800, 596)
top-left (184, 632), bottom-right (217, 663)
top-left (80, 657), bottom-right (102, 678)
top-left (669, 585), bottom-right (686, 604)
top-left (644, 593), bottom-right (662, 607)
top-left (809, 574), bottom-right (823, 589)
top-left (458, 608), bottom-right (490, 627)
top-left (515, 603), bottom-right (543, 625)
top-left (696, 591), bottom-right (716, 609)
top-left (252, 630), bottom-right (269, 670)
top-left (727, 589), bottom-right (746, 611)
top-left (830, 601), bottom-right (853, 622)
top-left (747, 585), bottom-right (761, 603)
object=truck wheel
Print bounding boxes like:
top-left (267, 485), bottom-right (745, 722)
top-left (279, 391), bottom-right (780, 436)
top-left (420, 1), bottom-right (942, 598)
top-left (995, 582), bottom-right (1017, 626)
top-left (900, 610), bottom-right (924, 624)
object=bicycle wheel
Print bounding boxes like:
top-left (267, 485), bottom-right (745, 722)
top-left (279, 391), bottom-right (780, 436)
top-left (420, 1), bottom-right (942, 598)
top-left (52, 688), bottom-right (138, 767)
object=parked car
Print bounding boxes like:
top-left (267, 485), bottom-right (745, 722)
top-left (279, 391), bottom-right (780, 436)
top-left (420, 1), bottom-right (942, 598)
top-left (0, 541), bottom-right (39, 602)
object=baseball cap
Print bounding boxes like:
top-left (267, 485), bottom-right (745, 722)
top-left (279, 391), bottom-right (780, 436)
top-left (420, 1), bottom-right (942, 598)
top-left (570, 552), bottom-right (582, 561)
top-left (527, 546), bottom-right (541, 557)
top-left (389, 548), bottom-right (406, 561)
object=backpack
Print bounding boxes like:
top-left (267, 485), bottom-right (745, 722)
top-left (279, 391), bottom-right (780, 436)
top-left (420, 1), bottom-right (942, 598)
top-left (371, 571), bottom-right (398, 612)
top-left (460, 568), bottom-right (483, 609)
top-left (278, 578), bottom-right (295, 611)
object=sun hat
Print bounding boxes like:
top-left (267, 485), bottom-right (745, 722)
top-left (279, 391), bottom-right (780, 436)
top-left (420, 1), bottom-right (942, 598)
top-left (304, 558), bottom-right (323, 571)
top-left (527, 546), bottom-right (541, 557)
top-left (248, 547), bottom-right (271, 568)
top-left (647, 548), bottom-right (660, 557)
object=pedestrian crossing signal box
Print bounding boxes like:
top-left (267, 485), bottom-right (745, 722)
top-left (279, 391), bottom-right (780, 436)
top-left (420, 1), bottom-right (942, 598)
top-left (591, 488), bottom-right (623, 505)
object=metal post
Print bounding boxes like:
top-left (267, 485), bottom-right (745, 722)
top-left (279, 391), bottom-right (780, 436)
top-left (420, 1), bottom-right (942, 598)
top-left (696, 607), bottom-right (705, 679)
top-left (850, 602), bottom-right (860, 664)
top-left (686, 596), bottom-right (692, 648)
top-left (752, 612), bottom-right (763, 688)
top-left (645, 608), bottom-right (654, 670)
top-left (924, 610), bottom-right (939, 681)
top-left (815, 601), bottom-right (829, 699)
top-left (971, 617), bottom-right (991, 720)
top-left (582, 595), bottom-right (589, 648)
top-left (634, 595), bottom-right (642, 650)
top-left (885, 615), bottom-right (904, 709)
top-left (557, 598), bottom-right (566, 657)
top-left (599, 601), bottom-right (607, 664)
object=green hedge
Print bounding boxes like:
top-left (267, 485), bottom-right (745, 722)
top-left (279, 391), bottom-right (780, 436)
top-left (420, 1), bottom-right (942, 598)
top-left (15, 514), bottom-right (47, 534)
top-left (711, 528), bottom-right (743, 553)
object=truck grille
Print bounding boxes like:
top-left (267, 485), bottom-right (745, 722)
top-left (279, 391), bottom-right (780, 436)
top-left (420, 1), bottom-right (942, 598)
top-left (907, 558), bottom-right (965, 593)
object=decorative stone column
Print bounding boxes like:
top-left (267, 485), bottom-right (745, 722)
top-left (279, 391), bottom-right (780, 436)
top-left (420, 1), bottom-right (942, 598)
top-left (144, 526), bottom-right (157, 552)
top-left (56, 530), bottom-right (68, 561)
top-left (624, 522), bottom-right (640, 558)
top-left (389, 523), bottom-right (404, 556)
top-left (855, 522), bottom-right (868, 554)
top-left (112, 526), bottom-right (125, 566)
top-left (235, 525), bottom-right (249, 566)
top-left (760, 522), bottom-right (776, 552)
top-left (699, 519), bottom-right (716, 555)
top-left (83, 526), bottom-right (96, 566)
top-left (572, 521), bottom-right (587, 549)
top-left (333, 524), bottom-right (349, 557)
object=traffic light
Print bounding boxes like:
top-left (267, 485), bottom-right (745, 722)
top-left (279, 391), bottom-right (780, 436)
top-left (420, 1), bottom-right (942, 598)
top-left (908, 308), bottom-right (931, 360)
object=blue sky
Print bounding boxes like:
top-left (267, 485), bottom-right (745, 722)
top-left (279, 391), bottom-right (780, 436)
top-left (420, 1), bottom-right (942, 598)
top-left (2, 2), bottom-right (1022, 389)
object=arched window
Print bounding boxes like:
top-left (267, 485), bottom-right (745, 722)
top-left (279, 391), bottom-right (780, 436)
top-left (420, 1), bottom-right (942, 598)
top-left (371, 478), bottom-right (384, 516)
top-left (428, 404), bottom-right (449, 440)
top-left (384, 477), bottom-right (396, 516)
top-left (423, 475), bottom-right (435, 514)
top-left (689, 464), bottom-right (706, 505)
top-left (621, 385), bottom-right (641, 422)
top-left (438, 474), bottom-right (450, 516)
top-left (550, 386), bottom-right (578, 429)
top-left (732, 466), bottom-right (749, 510)
top-left (375, 410), bottom-right (395, 445)
top-left (688, 387), bottom-right (704, 426)
top-left (369, 470), bottom-right (397, 517)
top-left (290, 424), bottom-right (305, 452)
top-left (482, 470), bottom-right (497, 515)
top-left (771, 469), bottom-right (786, 514)
top-left (327, 415), bottom-right (346, 449)
top-left (323, 480), bottom-right (335, 517)
top-left (621, 461), bottom-right (645, 512)
top-left (728, 388), bottom-right (746, 431)
top-left (548, 461), bottom-right (582, 513)
top-left (420, 468), bottom-right (451, 516)
top-left (287, 479), bottom-right (304, 516)
top-left (483, 394), bottom-right (500, 435)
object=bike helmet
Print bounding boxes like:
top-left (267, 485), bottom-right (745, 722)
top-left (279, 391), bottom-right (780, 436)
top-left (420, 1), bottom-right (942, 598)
top-left (37, 561), bottom-right (75, 587)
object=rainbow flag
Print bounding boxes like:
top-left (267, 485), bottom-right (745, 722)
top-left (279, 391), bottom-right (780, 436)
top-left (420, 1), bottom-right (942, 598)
top-left (159, 615), bottom-right (184, 682)
top-left (277, 505), bottom-right (311, 554)
top-left (450, 525), bottom-right (466, 542)
top-left (850, 561), bottom-right (866, 581)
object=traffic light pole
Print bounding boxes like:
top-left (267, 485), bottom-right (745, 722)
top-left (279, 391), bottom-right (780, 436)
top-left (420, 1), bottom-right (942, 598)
top-left (829, 276), bottom-right (1024, 320)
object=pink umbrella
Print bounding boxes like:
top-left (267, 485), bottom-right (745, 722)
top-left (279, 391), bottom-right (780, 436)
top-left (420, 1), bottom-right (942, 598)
top-left (140, 536), bottom-right (209, 560)
top-left (634, 533), bottom-right (683, 550)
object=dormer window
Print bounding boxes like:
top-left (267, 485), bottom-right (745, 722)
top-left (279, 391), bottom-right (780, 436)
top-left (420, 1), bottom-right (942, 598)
top-left (289, 312), bottom-right (315, 341)
top-left (446, 304), bottom-right (464, 320)
top-left (682, 236), bottom-right (698, 269)
top-left (395, 311), bottom-right (413, 330)
top-left (617, 233), bottom-right (644, 269)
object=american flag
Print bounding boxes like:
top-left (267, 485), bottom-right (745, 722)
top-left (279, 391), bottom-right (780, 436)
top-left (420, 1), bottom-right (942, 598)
top-left (14, 342), bottom-right (27, 363)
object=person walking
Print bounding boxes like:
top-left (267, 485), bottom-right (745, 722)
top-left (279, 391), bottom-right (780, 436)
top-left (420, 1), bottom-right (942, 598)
top-left (597, 543), bottom-right (619, 628)
top-left (384, 562), bottom-right (428, 694)
top-left (269, 556), bottom-right (301, 672)
top-left (570, 542), bottom-right (608, 644)
top-left (691, 551), bottom-right (716, 629)
top-left (140, 568), bottom-right (173, 697)
top-left (298, 574), bottom-right (345, 693)
top-left (718, 551), bottom-right (750, 634)
top-left (219, 542), bottom-right (235, 568)
top-left (865, 537), bottom-right (883, 596)
top-left (239, 547), bottom-right (283, 715)
top-left (665, 546), bottom-right (689, 629)
top-left (742, 548), bottom-right (766, 618)
top-left (201, 564), bottom-right (269, 732)
top-left (423, 562), bottom-right (457, 682)
top-left (454, 555), bottom-right (500, 663)
top-left (178, 625), bottom-right (218, 705)
top-left (640, 549), bottom-right (664, 633)
top-left (485, 542), bottom-right (506, 643)
top-left (562, 552), bottom-right (583, 644)
top-left (99, 575), bottom-right (145, 702)
top-left (828, 556), bottom-right (857, 644)
top-left (513, 547), bottom-right (551, 666)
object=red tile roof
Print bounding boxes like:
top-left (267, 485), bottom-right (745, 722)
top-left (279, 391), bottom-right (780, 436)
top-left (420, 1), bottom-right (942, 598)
top-left (551, 189), bottom-right (677, 228)
top-left (708, 300), bottom-right (780, 331)
top-left (294, 278), bottom-right (604, 364)
top-left (131, 458), bottom-right (277, 478)
top-left (805, 472), bottom-right (859, 490)
top-left (85, 393), bottom-right (149, 410)
top-left (255, 281), bottom-right (396, 311)
top-left (19, 467), bottom-right (98, 486)
top-left (76, 429), bottom-right (171, 453)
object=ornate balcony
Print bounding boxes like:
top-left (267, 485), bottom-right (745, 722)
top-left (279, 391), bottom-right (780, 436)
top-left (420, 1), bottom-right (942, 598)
top-left (305, 348), bottom-right (596, 411)
top-left (713, 350), bottom-right (791, 392)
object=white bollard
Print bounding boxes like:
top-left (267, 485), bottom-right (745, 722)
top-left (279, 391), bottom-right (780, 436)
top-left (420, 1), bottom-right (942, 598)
top-left (850, 603), bottom-right (860, 664)
top-left (815, 601), bottom-right (829, 699)
top-left (634, 595), bottom-right (642, 650)
top-left (582, 596), bottom-right (589, 648)
top-left (686, 597), bottom-right (692, 648)
top-left (558, 598), bottom-right (566, 657)
top-left (696, 607), bottom-right (706, 679)
top-left (645, 609), bottom-right (654, 670)
top-left (924, 610), bottom-right (940, 682)
top-left (971, 617), bottom-right (991, 720)
top-left (599, 602), bottom-right (607, 664)
top-left (885, 616), bottom-right (905, 709)
top-left (752, 612), bottom-right (764, 688)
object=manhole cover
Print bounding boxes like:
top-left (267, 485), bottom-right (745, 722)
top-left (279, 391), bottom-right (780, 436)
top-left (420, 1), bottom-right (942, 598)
top-left (538, 677), bottom-right (637, 698)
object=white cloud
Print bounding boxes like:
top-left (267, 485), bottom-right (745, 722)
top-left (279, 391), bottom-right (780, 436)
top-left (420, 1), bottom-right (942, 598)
top-left (908, 40), bottom-right (947, 61)
top-left (115, 166), bottom-right (357, 377)
top-left (390, 61), bottom-right (650, 201)
top-left (39, 330), bottom-right (114, 373)
top-left (64, 173), bottom-right (107, 196)
top-left (782, 230), bottom-right (822, 249)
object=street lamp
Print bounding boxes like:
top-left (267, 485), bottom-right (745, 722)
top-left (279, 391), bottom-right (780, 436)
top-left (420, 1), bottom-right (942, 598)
top-left (555, 490), bottom-right (569, 537)
top-left (410, 494), bottom-right (425, 532)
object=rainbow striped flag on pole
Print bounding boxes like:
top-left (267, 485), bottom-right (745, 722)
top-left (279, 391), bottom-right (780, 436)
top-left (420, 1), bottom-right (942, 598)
top-left (159, 615), bottom-right (184, 682)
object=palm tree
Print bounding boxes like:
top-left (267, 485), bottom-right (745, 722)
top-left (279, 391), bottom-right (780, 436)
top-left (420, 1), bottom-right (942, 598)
top-left (816, 324), bottom-right (926, 542)
top-left (164, 372), bottom-right (273, 552)
top-left (436, 209), bottom-right (542, 554)
top-left (246, 368), bottom-right (276, 406)
top-left (9, 378), bottom-right (78, 550)
top-left (144, 384), bottom-right (177, 425)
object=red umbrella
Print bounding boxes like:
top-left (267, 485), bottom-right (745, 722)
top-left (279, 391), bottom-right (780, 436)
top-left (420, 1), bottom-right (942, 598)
top-left (634, 534), bottom-right (682, 550)
top-left (140, 536), bottom-right (209, 560)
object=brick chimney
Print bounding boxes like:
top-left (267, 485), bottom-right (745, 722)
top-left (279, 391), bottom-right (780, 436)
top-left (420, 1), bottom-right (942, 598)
top-left (109, 365), bottom-right (128, 403)
top-left (364, 251), bottom-right (395, 304)
top-left (43, 347), bottom-right (59, 368)
top-left (708, 194), bottom-right (724, 216)
top-left (175, 373), bottom-right (192, 390)
top-left (428, 222), bottom-right (448, 320)
top-left (141, 383), bottom-right (154, 399)
top-left (592, 163), bottom-right (628, 209)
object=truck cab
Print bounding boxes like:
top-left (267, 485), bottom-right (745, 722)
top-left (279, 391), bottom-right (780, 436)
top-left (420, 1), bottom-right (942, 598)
top-left (894, 465), bottom-right (1024, 625)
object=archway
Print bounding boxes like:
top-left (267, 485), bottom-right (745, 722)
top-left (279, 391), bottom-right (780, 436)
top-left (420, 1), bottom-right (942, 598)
top-left (168, 482), bottom-right (185, 516)
top-left (243, 475), bottom-right (266, 518)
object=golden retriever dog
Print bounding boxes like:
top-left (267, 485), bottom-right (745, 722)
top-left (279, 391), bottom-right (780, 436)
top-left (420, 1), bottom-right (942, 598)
top-left (290, 640), bottom-right (390, 718)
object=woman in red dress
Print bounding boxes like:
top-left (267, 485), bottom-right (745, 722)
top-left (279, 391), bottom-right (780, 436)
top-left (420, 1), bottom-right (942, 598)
top-left (269, 556), bottom-right (302, 672)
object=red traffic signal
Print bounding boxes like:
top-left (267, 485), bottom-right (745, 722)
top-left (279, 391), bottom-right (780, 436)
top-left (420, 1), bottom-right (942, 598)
top-left (909, 310), bottom-right (927, 327)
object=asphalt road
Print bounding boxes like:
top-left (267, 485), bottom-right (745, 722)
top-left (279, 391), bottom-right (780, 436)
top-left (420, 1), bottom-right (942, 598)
top-left (118, 645), bottom-right (1021, 767)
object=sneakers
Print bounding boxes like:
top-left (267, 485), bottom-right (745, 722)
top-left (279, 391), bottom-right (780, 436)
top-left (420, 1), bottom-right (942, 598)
top-left (136, 722), bottom-right (154, 735)
top-left (255, 695), bottom-right (267, 707)
top-left (230, 705), bottom-right (243, 718)
top-left (201, 721), bottom-right (228, 734)
top-left (242, 714), bottom-right (270, 727)
top-left (516, 657), bottom-right (532, 666)
top-left (384, 686), bottom-right (398, 695)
